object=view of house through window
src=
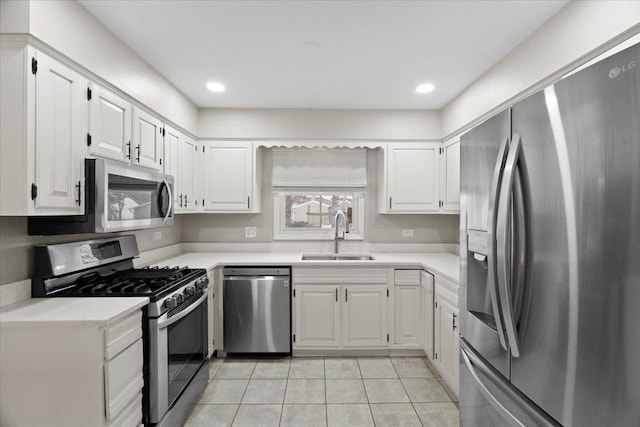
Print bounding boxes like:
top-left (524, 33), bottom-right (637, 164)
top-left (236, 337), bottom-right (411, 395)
top-left (285, 194), bottom-right (353, 229)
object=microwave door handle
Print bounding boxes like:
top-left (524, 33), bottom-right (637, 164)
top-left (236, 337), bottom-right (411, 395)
top-left (162, 178), bottom-right (173, 223)
top-left (158, 292), bottom-right (207, 330)
top-left (488, 136), bottom-right (510, 352)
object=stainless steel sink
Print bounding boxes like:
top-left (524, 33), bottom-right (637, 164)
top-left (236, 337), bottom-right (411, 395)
top-left (301, 254), bottom-right (375, 261)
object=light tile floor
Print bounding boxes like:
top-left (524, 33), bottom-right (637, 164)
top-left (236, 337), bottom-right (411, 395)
top-left (185, 356), bottom-right (459, 427)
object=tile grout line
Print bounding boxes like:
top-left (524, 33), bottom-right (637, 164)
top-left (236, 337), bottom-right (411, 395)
top-left (357, 357), bottom-right (377, 427)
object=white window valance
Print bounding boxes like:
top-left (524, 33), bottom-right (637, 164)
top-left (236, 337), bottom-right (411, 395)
top-left (272, 148), bottom-right (367, 188)
top-left (257, 140), bottom-right (385, 150)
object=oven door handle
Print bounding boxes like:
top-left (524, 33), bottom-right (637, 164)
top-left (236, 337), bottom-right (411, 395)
top-left (158, 291), bottom-right (207, 330)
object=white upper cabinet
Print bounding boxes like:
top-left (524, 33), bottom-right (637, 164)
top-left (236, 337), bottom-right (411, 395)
top-left (162, 124), bottom-right (181, 208)
top-left (88, 83), bottom-right (132, 163)
top-left (379, 142), bottom-right (441, 213)
top-left (132, 107), bottom-right (163, 171)
top-left (378, 141), bottom-right (460, 214)
top-left (201, 141), bottom-right (260, 212)
top-left (34, 50), bottom-right (86, 212)
top-left (1, 42), bottom-right (85, 216)
top-left (439, 139), bottom-right (460, 212)
top-left (179, 136), bottom-right (198, 212)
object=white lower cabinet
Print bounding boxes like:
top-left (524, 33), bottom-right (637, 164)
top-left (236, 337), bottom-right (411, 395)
top-left (294, 284), bottom-right (341, 347)
top-left (207, 271), bottom-right (215, 357)
top-left (433, 275), bottom-right (459, 396)
top-left (393, 270), bottom-right (423, 347)
top-left (293, 267), bottom-right (390, 349)
top-left (343, 285), bottom-right (388, 347)
top-left (0, 309), bottom-right (144, 426)
top-left (421, 270), bottom-right (435, 359)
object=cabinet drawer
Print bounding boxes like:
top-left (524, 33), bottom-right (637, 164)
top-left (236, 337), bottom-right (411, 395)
top-left (104, 339), bottom-right (143, 421)
top-left (104, 311), bottom-right (142, 360)
top-left (394, 270), bottom-right (420, 285)
top-left (106, 391), bottom-right (142, 427)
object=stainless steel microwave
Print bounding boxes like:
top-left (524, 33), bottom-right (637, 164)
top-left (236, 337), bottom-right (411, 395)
top-left (28, 158), bottom-right (174, 235)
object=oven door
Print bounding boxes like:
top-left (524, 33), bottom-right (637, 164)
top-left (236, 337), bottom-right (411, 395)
top-left (148, 291), bottom-right (208, 424)
top-left (96, 159), bottom-right (174, 233)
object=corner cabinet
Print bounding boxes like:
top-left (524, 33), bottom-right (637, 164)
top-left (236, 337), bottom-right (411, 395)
top-left (200, 141), bottom-right (261, 213)
top-left (377, 141), bottom-right (460, 214)
top-left (292, 267), bottom-right (390, 349)
top-left (439, 138), bottom-right (460, 212)
top-left (1, 41), bottom-right (86, 215)
top-left (421, 270), bottom-right (435, 359)
top-left (433, 274), bottom-right (459, 396)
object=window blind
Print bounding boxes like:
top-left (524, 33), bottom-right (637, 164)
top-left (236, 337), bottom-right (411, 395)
top-left (272, 148), bottom-right (367, 188)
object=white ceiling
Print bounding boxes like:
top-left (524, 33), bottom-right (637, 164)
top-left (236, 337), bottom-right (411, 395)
top-left (78, 0), bottom-right (568, 110)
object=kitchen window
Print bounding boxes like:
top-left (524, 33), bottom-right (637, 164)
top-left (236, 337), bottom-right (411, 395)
top-left (273, 190), bottom-right (365, 240)
top-left (271, 147), bottom-right (367, 240)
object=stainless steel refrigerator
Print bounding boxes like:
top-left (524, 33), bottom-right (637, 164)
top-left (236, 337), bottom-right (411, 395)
top-left (459, 41), bottom-right (639, 426)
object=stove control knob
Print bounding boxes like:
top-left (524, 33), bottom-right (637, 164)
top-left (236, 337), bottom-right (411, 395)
top-left (175, 293), bottom-right (184, 304)
top-left (195, 279), bottom-right (204, 290)
top-left (164, 297), bottom-right (177, 309)
top-left (185, 286), bottom-right (195, 296)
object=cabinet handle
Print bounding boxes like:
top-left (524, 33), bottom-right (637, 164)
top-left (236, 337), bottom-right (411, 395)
top-left (179, 194), bottom-right (183, 208)
top-left (389, 197), bottom-right (392, 209)
top-left (75, 181), bottom-right (81, 206)
top-left (335, 288), bottom-right (338, 302)
top-left (136, 144), bottom-right (141, 162)
top-left (184, 195), bottom-right (188, 207)
top-left (126, 141), bottom-right (131, 159)
top-left (247, 196), bottom-right (250, 209)
top-left (453, 313), bottom-right (457, 331)
top-left (345, 288), bottom-right (348, 302)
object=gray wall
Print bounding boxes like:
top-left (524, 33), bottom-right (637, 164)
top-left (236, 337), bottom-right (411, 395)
top-left (0, 216), bottom-right (182, 286)
top-left (181, 149), bottom-right (459, 244)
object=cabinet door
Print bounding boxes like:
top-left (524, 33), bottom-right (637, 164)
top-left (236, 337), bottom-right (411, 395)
top-left (180, 137), bottom-right (198, 211)
top-left (434, 294), bottom-right (458, 389)
top-left (394, 285), bottom-right (422, 346)
top-left (163, 125), bottom-right (180, 209)
top-left (343, 285), bottom-right (388, 347)
top-left (385, 143), bottom-right (440, 212)
top-left (34, 51), bottom-right (85, 212)
top-left (207, 285), bottom-right (215, 358)
top-left (294, 285), bottom-right (340, 347)
top-left (88, 83), bottom-right (132, 163)
top-left (440, 139), bottom-right (460, 212)
top-left (201, 141), bottom-right (254, 211)
top-left (422, 272), bottom-right (434, 359)
top-left (132, 107), bottom-right (162, 170)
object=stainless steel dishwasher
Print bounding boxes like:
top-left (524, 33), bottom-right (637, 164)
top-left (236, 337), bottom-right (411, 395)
top-left (223, 267), bottom-right (291, 354)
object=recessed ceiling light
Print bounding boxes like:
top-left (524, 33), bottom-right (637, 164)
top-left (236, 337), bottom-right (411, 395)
top-left (206, 82), bottom-right (226, 93)
top-left (416, 83), bottom-right (435, 94)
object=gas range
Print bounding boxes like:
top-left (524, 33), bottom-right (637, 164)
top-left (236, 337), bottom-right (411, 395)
top-left (32, 236), bottom-right (209, 426)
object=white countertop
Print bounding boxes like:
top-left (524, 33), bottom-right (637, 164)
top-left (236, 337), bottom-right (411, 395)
top-left (0, 297), bottom-right (148, 327)
top-left (152, 252), bottom-right (460, 283)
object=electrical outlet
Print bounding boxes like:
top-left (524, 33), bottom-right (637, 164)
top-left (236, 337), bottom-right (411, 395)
top-left (154, 231), bottom-right (162, 241)
top-left (245, 226), bottom-right (257, 238)
top-left (402, 229), bottom-right (414, 237)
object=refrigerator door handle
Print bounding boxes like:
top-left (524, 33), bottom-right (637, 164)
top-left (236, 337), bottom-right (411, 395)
top-left (496, 133), bottom-right (523, 357)
top-left (461, 339), bottom-right (561, 427)
top-left (461, 341), bottom-right (526, 427)
top-left (488, 136), bottom-right (510, 351)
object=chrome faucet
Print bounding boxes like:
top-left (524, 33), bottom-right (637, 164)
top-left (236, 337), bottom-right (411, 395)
top-left (334, 210), bottom-right (349, 254)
